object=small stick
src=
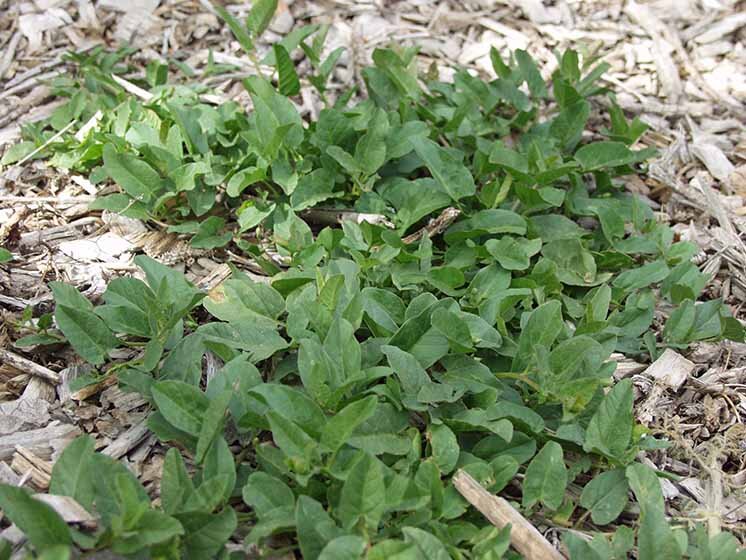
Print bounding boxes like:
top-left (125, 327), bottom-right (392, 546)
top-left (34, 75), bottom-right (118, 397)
top-left (0, 349), bottom-right (60, 384)
top-left (111, 74), bottom-right (153, 101)
top-left (453, 469), bottom-right (565, 560)
top-left (16, 120), bottom-right (76, 166)
top-left (402, 207), bottom-right (460, 244)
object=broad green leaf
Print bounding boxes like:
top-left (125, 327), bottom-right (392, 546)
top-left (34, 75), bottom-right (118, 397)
top-left (111, 508), bottom-right (184, 555)
top-left (429, 423), bottom-right (459, 474)
top-left (0, 247), bottom-right (11, 262)
top-left (485, 236), bottom-right (542, 271)
top-left (247, 383), bottom-right (326, 437)
top-left (522, 441), bottom-right (567, 510)
top-left (318, 536), bottom-right (367, 560)
top-left (273, 44), bottom-right (300, 96)
top-left (626, 463), bottom-right (683, 560)
top-left (227, 166), bottom-right (265, 197)
top-left (410, 136), bottom-right (475, 201)
top-left (102, 144), bottom-right (162, 203)
top-left (321, 396), bottom-right (378, 453)
top-left (267, 410), bottom-right (317, 459)
top-left (445, 209), bottom-right (527, 243)
top-left (0, 485), bottom-right (71, 548)
top-left (296, 496), bottom-right (342, 560)
top-left (490, 455), bottom-right (519, 492)
top-left (51, 283), bottom-right (119, 365)
top-left (337, 453), bottom-right (386, 532)
top-left (402, 527), bottom-right (450, 560)
top-left (354, 108), bottom-right (388, 175)
top-left (515, 49), bottom-right (548, 98)
top-left (583, 378), bottom-right (634, 462)
top-left (513, 300), bottom-right (563, 371)
top-left (1, 141), bottom-right (35, 165)
top-left (613, 260), bottom-right (670, 292)
top-left (161, 448), bottom-right (195, 515)
top-left (243, 472), bottom-right (295, 518)
top-left (214, 4), bottom-right (253, 53)
top-left (152, 380), bottom-right (210, 437)
top-left (178, 507), bottom-right (238, 560)
top-left (247, 0), bottom-right (277, 37)
top-left (195, 390), bottom-right (232, 463)
top-left (575, 141), bottom-right (653, 171)
top-left (49, 435), bottom-right (95, 511)
top-left (580, 469), bottom-right (629, 525)
top-left (167, 102), bottom-right (209, 155)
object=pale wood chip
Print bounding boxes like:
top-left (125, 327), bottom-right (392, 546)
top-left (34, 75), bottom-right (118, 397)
top-left (643, 348), bottom-right (696, 391)
top-left (453, 469), bottom-right (565, 560)
top-left (0, 422), bottom-right (80, 461)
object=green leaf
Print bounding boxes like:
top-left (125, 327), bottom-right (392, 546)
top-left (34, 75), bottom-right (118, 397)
top-left (0, 485), bottom-right (71, 548)
top-left (613, 260), bottom-right (670, 292)
top-left (354, 109), bottom-right (388, 175)
top-left (485, 236), bottom-right (542, 271)
top-left (102, 143), bottom-right (161, 203)
top-left (515, 49), bottom-right (548, 98)
top-left (267, 410), bottom-right (317, 459)
top-left (167, 102), bottom-right (209, 155)
top-left (247, 0), bottom-right (277, 38)
top-left (402, 527), bottom-right (450, 560)
top-left (445, 209), bottom-right (527, 243)
top-left (296, 496), bottom-right (342, 560)
top-left (626, 463), bottom-right (683, 560)
top-left (49, 435), bottom-right (95, 512)
top-left (337, 453), bottom-right (386, 532)
top-left (195, 390), bottom-right (232, 464)
top-left (111, 509), bottom-right (184, 555)
top-left (214, 4), bottom-right (253, 54)
top-left (429, 423), bottom-right (459, 474)
top-left (410, 136), bottom-right (476, 201)
top-left (490, 455), bottom-right (519, 492)
top-left (321, 396), bottom-right (378, 453)
top-left (583, 378), bottom-right (634, 462)
top-left (431, 308), bottom-right (473, 352)
top-left (513, 300), bottom-right (564, 371)
top-left (243, 472), bottom-right (295, 519)
top-left (50, 282), bottom-right (119, 365)
top-left (273, 44), bottom-right (300, 96)
top-left (0, 248), bottom-right (12, 263)
top-left (318, 536), bottom-right (367, 560)
top-left (522, 441), bottom-right (567, 510)
top-left (190, 216), bottom-right (232, 250)
top-left (227, 166), bottom-right (266, 197)
top-left (161, 448), bottom-right (195, 515)
top-left (178, 507), bottom-right (238, 560)
top-left (575, 141), bottom-right (653, 171)
top-left (152, 380), bottom-right (210, 437)
top-left (1, 141), bottom-right (35, 165)
top-left (580, 469), bottom-right (629, 525)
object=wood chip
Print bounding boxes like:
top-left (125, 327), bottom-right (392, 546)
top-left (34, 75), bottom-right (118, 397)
top-left (34, 494), bottom-right (96, 527)
top-left (643, 348), bottom-right (695, 391)
top-left (694, 13), bottom-right (746, 44)
top-left (11, 446), bottom-right (53, 490)
top-left (0, 349), bottom-right (60, 384)
top-left (0, 422), bottom-right (80, 461)
top-left (453, 469), bottom-right (565, 560)
top-left (101, 419), bottom-right (150, 460)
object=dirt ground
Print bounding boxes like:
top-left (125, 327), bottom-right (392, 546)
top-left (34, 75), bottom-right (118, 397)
top-left (0, 0), bottom-right (745, 548)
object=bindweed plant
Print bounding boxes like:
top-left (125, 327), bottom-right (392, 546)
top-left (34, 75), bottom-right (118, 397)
top-left (2, 1), bottom-right (745, 558)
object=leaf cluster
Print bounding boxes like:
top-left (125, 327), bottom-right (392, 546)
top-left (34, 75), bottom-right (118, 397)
top-left (3, 13), bottom-right (745, 560)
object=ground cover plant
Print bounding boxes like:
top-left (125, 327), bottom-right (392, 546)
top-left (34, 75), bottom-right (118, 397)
top-left (1, 1), bottom-right (745, 558)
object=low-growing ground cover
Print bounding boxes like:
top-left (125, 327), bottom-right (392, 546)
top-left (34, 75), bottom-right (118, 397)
top-left (0, 2), bottom-right (745, 558)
